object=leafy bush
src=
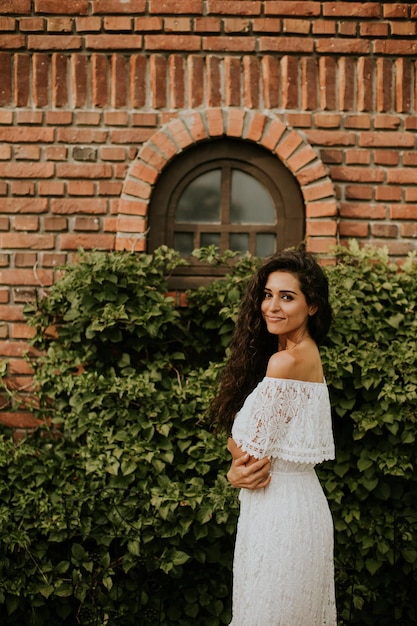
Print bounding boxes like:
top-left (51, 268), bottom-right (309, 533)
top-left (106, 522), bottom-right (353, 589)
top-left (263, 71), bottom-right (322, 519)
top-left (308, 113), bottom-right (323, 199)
top-left (0, 242), bottom-right (416, 625)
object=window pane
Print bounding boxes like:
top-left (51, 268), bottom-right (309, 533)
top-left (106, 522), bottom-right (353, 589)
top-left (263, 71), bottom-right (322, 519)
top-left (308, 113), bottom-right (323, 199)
top-left (230, 170), bottom-right (275, 225)
top-left (174, 232), bottom-right (194, 255)
top-left (200, 233), bottom-right (220, 248)
top-left (230, 233), bottom-right (249, 253)
top-left (256, 233), bottom-right (276, 257)
top-left (176, 170), bottom-right (221, 223)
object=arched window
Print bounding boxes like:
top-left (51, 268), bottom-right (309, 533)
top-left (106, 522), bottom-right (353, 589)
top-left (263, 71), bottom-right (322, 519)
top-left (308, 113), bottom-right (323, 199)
top-left (148, 139), bottom-right (305, 287)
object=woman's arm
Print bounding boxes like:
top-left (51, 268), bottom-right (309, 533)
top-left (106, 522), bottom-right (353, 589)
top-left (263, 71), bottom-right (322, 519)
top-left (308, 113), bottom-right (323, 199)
top-left (226, 437), bottom-right (271, 490)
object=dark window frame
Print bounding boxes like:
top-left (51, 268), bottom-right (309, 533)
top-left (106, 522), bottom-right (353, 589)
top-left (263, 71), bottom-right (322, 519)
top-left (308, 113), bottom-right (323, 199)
top-left (148, 139), bottom-right (305, 288)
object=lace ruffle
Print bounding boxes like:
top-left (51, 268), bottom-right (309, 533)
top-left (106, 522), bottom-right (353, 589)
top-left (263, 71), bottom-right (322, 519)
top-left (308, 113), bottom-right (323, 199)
top-left (231, 377), bottom-right (335, 464)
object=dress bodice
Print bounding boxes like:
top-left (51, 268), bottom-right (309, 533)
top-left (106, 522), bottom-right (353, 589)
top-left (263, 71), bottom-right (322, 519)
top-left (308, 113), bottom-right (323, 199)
top-left (231, 377), bottom-right (335, 464)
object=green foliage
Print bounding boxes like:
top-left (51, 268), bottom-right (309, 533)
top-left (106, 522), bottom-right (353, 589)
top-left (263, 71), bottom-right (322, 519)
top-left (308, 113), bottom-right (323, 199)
top-left (0, 242), bottom-right (416, 624)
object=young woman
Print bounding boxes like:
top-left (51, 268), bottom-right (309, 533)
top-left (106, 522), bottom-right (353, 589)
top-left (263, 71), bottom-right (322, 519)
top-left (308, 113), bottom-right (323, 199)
top-left (210, 249), bottom-right (337, 625)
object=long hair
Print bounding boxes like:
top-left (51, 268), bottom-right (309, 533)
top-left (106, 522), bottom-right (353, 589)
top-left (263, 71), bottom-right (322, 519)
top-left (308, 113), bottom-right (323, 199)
top-left (209, 248), bottom-right (332, 435)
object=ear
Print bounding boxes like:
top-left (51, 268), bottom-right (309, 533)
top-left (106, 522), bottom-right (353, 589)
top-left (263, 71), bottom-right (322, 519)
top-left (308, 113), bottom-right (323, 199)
top-left (308, 304), bottom-right (318, 316)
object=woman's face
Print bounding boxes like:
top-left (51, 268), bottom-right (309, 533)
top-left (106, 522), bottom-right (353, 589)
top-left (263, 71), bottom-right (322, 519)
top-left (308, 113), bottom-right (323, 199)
top-left (261, 271), bottom-right (317, 339)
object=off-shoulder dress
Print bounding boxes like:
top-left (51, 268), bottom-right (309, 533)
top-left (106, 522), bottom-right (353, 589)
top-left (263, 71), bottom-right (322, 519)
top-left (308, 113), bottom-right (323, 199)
top-left (230, 377), bottom-right (337, 626)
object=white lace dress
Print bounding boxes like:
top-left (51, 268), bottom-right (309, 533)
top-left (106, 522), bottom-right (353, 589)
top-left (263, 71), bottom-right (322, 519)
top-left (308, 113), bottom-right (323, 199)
top-left (230, 377), bottom-right (337, 626)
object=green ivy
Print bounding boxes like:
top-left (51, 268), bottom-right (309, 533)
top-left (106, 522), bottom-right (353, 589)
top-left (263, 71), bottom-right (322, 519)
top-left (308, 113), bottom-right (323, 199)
top-left (0, 242), bottom-right (416, 625)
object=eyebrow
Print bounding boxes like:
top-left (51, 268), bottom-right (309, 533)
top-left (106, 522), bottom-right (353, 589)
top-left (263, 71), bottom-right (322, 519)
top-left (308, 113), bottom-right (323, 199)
top-left (264, 288), bottom-right (298, 294)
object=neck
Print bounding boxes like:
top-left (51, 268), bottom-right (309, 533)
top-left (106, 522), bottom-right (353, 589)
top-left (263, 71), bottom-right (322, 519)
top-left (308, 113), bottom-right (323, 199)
top-left (278, 328), bottom-right (309, 351)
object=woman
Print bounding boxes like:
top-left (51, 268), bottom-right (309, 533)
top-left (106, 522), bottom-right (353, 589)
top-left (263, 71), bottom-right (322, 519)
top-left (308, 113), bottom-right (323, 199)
top-left (210, 249), bottom-right (336, 625)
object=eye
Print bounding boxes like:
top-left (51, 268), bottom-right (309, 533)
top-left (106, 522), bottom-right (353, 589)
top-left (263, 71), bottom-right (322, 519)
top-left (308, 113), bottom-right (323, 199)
top-left (281, 294), bottom-right (293, 301)
top-left (263, 291), bottom-right (272, 299)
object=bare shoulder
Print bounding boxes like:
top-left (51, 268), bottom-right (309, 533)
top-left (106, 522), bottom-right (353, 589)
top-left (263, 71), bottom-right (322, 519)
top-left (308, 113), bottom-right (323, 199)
top-left (266, 342), bottom-right (324, 383)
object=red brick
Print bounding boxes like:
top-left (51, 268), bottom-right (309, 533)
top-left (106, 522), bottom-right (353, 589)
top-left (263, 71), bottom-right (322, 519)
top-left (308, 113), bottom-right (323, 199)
top-left (130, 55), bottom-right (147, 108)
top-left (400, 223), bottom-right (417, 238)
top-left (45, 146), bottom-right (68, 160)
top-left (301, 57), bottom-right (317, 110)
top-left (287, 145), bottom-right (317, 172)
top-left (33, 52), bottom-right (49, 107)
top-left (339, 222), bottom-right (369, 237)
top-left (183, 111), bottom-right (208, 142)
top-left (206, 0), bottom-right (261, 15)
top-left (74, 217), bottom-right (100, 231)
top-left (145, 34), bottom-right (200, 50)
top-left (110, 128), bottom-right (154, 144)
top-left (51, 198), bottom-right (107, 214)
top-left (44, 216), bottom-right (67, 231)
top-left (282, 55), bottom-right (300, 107)
top-left (226, 108), bottom-right (245, 138)
top-left (194, 17), bottom-right (221, 32)
top-left (206, 107), bottom-right (224, 137)
top-left (75, 17), bottom-right (102, 32)
top-left (306, 220), bottom-right (338, 236)
top-left (340, 202), bottom-right (387, 223)
top-left (101, 147), bottom-right (126, 161)
top-left (345, 186), bottom-right (373, 201)
top-left (14, 145), bottom-right (41, 160)
top-left (0, 0), bottom-right (31, 13)
top-left (306, 237), bottom-right (337, 254)
top-left (0, 145), bottom-right (11, 159)
top-left (374, 40), bottom-right (417, 55)
top-left (104, 16), bottom-right (133, 31)
top-left (390, 22), bottom-right (417, 36)
top-left (39, 181), bottom-right (65, 196)
top-left (15, 251), bottom-right (38, 265)
top-left (384, 4), bottom-right (408, 19)
top-left (116, 216), bottom-right (147, 233)
top-left (296, 161), bottom-right (328, 186)
top-left (225, 56), bottom-right (241, 107)
top-left (0, 52), bottom-right (12, 105)
top-left (15, 110), bottom-right (43, 125)
top-left (262, 55), bottom-right (279, 109)
top-left (92, 0), bottom-right (146, 13)
top-left (185, 56), bottom-right (203, 108)
top-left (0, 17), bottom-right (15, 32)
top-left (0, 198), bottom-right (48, 213)
top-left (371, 223), bottom-right (398, 238)
top-left (0, 412), bottom-right (41, 429)
top-left (304, 130), bottom-right (356, 146)
top-left (359, 131), bottom-right (414, 148)
top-left (243, 56), bottom-right (260, 108)
top-left (275, 129), bottom-right (303, 161)
top-left (395, 58), bottom-right (412, 112)
top-left (165, 17), bottom-right (193, 32)
top-left (134, 16), bottom-right (163, 32)
top-left (317, 39), bottom-right (369, 54)
top-left (360, 22), bottom-right (389, 37)
top-left (91, 54), bottom-right (108, 107)
top-left (169, 55), bottom-right (185, 108)
top-left (207, 55), bottom-right (221, 107)
top-left (305, 201), bottom-right (338, 218)
top-left (345, 149), bottom-right (371, 165)
top-left (47, 17), bottom-right (73, 33)
top-left (303, 180), bottom-right (335, 202)
top-left (10, 181), bottom-right (35, 196)
top-left (59, 234), bottom-right (115, 250)
top-left (86, 35), bottom-right (142, 50)
top-left (19, 17), bottom-right (45, 31)
top-left (259, 117), bottom-right (286, 151)
top-left (345, 114), bottom-right (371, 129)
top-left (36, 1), bottom-right (87, 15)
top-left (0, 35), bottom-right (25, 49)
top-left (313, 20), bottom-right (336, 35)
top-left (71, 54), bottom-right (88, 107)
top-left (56, 163), bottom-right (112, 179)
top-left (67, 181), bottom-right (94, 196)
top-left (52, 53), bottom-right (68, 107)
top-left (46, 110), bottom-right (73, 125)
top-left (315, 113), bottom-right (342, 128)
top-left (150, 54), bottom-right (167, 108)
top-left (14, 54), bottom-right (30, 107)
top-left (331, 165), bottom-right (385, 183)
top-left (376, 58), bottom-right (393, 112)
top-left (259, 36), bottom-right (313, 53)
top-left (357, 57), bottom-right (373, 112)
top-left (0, 234), bottom-right (54, 249)
top-left (98, 181), bottom-right (123, 196)
top-left (338, 57), bottom-right (355, 111)
top-left (374, 114), bottom-right (401, 130)
top-left (375, 186), bottom-right (401, 202)
top-left (265, 2), bottom-right (319, 17)
top-left (28, 35), bottom-right (82, 50)
top-left (75, 111), bottom-right (102, 126)
top-left (42, 252), bottom-right (67, 266)
top-left (390, 205), bottom-right (417, 219)
top-left (117, 198), bottom-right (148, 216)
top-left (0, 162), bottom-right (54, 178)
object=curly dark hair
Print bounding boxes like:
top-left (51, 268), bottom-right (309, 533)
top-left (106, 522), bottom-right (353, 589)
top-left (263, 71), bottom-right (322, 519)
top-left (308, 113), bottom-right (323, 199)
top-left (209, 248), bottom-right (332, 435)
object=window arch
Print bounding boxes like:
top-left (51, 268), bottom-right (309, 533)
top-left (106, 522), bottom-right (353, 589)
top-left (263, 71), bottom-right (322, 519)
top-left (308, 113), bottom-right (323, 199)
top-left (148, 139), bottom-right (305, 286)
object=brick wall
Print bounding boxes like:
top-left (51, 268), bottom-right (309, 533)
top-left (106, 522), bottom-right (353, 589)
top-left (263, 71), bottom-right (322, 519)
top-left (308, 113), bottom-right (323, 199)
top-left (1, 1), bottom-right (417, 427)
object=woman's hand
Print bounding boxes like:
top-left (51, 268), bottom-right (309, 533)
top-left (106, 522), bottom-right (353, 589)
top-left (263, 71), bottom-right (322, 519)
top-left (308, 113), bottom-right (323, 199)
top-left (226, 438), bottom-right (271, 490)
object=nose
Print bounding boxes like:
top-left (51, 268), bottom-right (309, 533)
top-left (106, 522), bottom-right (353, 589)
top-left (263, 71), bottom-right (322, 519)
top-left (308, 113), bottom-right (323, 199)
top-left (268, 295), bottom-right (281, 311)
